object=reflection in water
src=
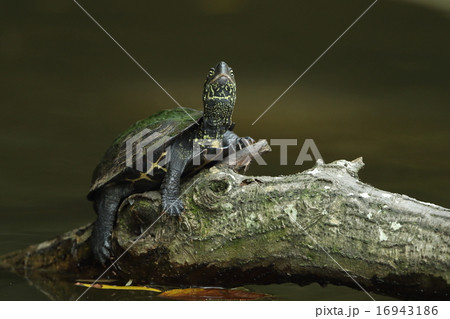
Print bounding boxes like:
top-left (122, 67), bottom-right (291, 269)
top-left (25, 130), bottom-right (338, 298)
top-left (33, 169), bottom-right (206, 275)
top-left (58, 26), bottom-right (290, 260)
top-left (0, 0), bottom-right (448, 300)
top-left (0, 268), bottom-right (396, 301)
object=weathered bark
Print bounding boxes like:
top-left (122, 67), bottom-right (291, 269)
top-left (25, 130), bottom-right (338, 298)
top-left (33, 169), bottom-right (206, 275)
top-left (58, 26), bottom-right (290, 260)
top-left (1, 140), bottom-right (449, 300)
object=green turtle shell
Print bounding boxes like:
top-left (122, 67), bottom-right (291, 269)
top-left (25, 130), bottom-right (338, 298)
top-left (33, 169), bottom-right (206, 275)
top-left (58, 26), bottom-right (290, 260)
top-left (87, 107), bottom-right (203, 200)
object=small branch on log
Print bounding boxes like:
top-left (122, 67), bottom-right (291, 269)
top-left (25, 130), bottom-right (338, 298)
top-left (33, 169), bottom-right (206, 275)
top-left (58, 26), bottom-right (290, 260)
top-left (1, 140), bottom-right (449, 300)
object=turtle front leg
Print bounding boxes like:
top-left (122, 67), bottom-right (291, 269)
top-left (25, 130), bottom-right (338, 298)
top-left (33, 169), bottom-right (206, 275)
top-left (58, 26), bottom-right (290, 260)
top-left (161, 150), bottom-right (188, 216)
top-left (223, 130), bottom-right (255, 151)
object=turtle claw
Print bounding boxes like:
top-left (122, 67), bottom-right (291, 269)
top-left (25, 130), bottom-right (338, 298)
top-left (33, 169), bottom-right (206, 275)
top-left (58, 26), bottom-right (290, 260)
top-left (236, 136), bottom-right (255, 150)
top-left (162, 198), bottom-right (185, 216)
top-left (91, 231), bottom-right (112, 265)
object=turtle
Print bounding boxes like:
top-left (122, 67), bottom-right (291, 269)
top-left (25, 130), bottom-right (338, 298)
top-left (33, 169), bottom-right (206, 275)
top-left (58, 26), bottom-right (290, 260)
top-left (88, 61), bottom-right (254, 264)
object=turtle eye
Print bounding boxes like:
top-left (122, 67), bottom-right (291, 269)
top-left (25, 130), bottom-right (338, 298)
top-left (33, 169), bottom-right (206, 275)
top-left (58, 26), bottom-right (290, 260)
top-left (208, 68), bottom-right (215, 77)
top-left (230, 69), bottom-right (234, 77)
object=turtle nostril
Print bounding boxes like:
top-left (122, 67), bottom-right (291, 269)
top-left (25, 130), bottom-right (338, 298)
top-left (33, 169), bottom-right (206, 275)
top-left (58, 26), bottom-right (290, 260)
top-left (215, 61), bottom-right (229, 74)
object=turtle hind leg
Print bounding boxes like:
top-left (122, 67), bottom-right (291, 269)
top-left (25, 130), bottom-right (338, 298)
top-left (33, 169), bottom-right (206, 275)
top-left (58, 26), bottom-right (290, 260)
top-left (91, 183), bottom-right (134, 265)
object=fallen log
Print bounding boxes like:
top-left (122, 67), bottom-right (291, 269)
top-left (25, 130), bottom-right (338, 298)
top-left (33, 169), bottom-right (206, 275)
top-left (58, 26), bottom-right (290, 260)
top-left (1, 140), bottom-right (449, 300)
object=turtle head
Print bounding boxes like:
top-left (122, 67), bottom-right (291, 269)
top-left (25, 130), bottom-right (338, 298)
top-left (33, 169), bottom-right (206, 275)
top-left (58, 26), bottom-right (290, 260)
top-left (202, 61), bottom-right (236, 136)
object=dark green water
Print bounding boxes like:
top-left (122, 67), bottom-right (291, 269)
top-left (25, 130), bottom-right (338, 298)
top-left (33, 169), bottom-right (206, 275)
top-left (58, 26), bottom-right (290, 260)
top-left (0, 0), bottom-right (448, 300)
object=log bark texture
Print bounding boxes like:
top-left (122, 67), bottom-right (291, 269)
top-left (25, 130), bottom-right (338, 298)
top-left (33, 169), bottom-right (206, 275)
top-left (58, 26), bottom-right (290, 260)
top-left (1, 141), bottom-right (449, 300)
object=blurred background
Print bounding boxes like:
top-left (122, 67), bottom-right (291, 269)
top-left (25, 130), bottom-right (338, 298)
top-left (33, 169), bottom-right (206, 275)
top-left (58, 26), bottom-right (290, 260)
top-left (0, 0), bottom-right (449, 300)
